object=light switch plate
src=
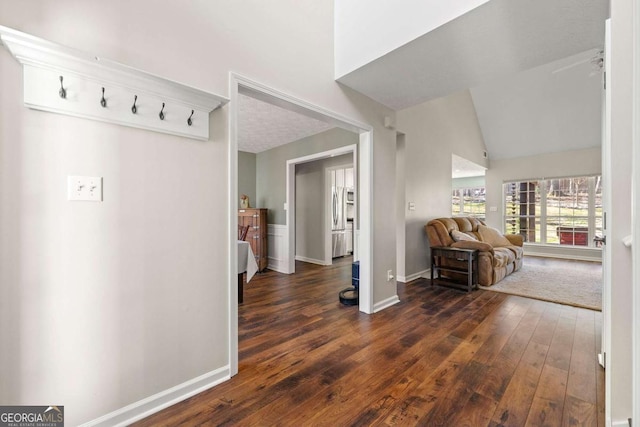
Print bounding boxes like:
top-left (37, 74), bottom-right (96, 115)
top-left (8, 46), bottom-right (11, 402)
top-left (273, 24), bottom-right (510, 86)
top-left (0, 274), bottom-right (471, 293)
top-left (408, 202), bottom-right (416, 211)
top-left (68, 176), bottom-right (102, 201)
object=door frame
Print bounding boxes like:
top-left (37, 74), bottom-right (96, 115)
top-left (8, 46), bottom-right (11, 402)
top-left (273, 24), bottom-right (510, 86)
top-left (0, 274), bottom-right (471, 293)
top-left (602, 19), bottom-right (612, 425)
top-left (632, 3), bottom-right (640, 423)
top-left (228, 73), bottom-right (375, 376)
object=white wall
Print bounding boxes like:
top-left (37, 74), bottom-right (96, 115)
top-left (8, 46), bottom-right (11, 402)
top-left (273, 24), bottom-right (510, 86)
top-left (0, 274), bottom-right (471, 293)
top-left (396, 90), bottom-right (488, 279)
top-left (470, 49), bottom-right (603, 160)
top-left (609, 0), bottom-right (634, 421)
top-left (0, 1), bottom-right (397, 425)
top-left (334, 0), bottom-right (490, 78)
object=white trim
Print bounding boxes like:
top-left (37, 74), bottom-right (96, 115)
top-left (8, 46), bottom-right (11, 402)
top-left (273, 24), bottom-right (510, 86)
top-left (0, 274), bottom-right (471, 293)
top-left (79, 366), bottom-right (230, 427)
top-left (373, 295), bottom-right (401, 313)
top-left (358, 131), bottom-right (374, 314)
top-left (632, 0), bottom-right (640, 422)
top-left (228, 76), bottom-right (239, 377)
top-left (397, 269), bottom-right (430, 283)
top-left (0, 25), bottom-right (227, 141)
top-left (611, 421), bottom-right (630, 427)
top-left (295, 255), bottom-right (328, 266)
top-left (604, 19), bottom-right (613, 427)
top-left (523, 247), bottom-right (602, 263)
top-left (267, 224), bottom-right (288, 273)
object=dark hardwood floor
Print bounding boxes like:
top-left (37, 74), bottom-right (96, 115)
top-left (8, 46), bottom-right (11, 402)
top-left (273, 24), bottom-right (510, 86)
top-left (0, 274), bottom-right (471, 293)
top-left (135, 257), bottom-right (604, 426)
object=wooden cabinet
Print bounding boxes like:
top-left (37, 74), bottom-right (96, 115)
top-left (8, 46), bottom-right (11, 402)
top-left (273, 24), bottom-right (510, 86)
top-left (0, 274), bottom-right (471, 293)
top-left (238, 208), bottom-right (268, 272)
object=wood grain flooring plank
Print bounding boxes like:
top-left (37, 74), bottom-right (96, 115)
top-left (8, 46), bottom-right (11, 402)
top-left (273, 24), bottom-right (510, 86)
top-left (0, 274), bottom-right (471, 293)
top-left (566, 309), bottom-right (597, 405)
top-left (562, 395), bottom-right (597, 427)
top-left (489, 340), bottom-right (550, 427)
top-left (524, 364), bottom-right (569, 427)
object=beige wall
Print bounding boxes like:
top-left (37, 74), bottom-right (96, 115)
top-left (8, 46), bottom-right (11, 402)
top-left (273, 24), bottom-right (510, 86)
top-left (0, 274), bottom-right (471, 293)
top-left (396, 89), bottom-right (488, 278)
top-left (0, 2), bottom-right (396, 425)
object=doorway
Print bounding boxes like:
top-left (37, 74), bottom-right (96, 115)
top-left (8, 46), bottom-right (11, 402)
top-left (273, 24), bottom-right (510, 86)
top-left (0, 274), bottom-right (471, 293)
top-left (228, 74), bottom-right (374, 376)
top-left (286, 146), bottom-right (357, 267)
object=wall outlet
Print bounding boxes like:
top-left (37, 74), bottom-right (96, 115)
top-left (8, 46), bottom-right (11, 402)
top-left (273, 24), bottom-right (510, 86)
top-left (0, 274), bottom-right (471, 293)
top-left (408, 202), bottom-right (415, 211)
top-left (387, 269), bottom-right (394, 282)
top-left (489, 206), bottom-right (498, 212)
top-left (68, 175), bottom-right (102, 201)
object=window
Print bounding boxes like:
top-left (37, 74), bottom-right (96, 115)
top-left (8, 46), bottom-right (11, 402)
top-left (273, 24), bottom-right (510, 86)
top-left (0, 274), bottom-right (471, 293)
top-left (452, 187), bottom-right (486, 220)
top-left (504, 176), bottom-right (602, 247)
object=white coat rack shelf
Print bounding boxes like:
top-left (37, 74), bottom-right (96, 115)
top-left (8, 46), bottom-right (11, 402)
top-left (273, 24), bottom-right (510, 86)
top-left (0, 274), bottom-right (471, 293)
top-left (0, 25), bottom-right (228, 141)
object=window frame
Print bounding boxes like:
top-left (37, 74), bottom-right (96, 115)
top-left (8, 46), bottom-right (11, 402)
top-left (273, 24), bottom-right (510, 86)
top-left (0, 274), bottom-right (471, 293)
top-left (452, 186), bottom-right (486, 220)
top-left (503, 175), bottom-right (602, 248)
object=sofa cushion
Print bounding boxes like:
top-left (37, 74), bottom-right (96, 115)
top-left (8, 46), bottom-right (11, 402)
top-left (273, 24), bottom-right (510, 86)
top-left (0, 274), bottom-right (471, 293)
top-left (451, 230), bottom-right (477, 242)
top-left (453, 217), bottom-right (484, 232)
top-left (478, 225), bottom-right (512, 247)
top-left (493, 247), bottom-right (515, 267)
top-left (505, 245), bottom-right (524, 259)
top-left (451, 241), bottom-right (493, 253)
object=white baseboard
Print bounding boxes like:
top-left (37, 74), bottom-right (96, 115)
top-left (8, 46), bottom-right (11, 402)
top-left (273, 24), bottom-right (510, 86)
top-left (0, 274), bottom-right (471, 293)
top-left (294, 255), bottom-right (327, 266)
top-left (267, 257), bottom-right (288, 273)
top-left (397, 269), bottom-right (430, 283)
top-left (525, 251), bottom-right (602, 262)
top-left (523, 244), bottom-right (602, 262)
top-left (373, 295), bottom-right (400, 313)
top-left (611, 420), bottom-right (630, 427)
top-left (80, 366), bottom-right (230, 427)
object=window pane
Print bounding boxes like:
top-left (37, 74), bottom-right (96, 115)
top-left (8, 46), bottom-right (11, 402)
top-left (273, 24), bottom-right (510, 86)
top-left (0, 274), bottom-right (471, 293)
top-left (452, 186), bottom-right (485, 220)
top-left (504, 175), bottom-right (601, 247)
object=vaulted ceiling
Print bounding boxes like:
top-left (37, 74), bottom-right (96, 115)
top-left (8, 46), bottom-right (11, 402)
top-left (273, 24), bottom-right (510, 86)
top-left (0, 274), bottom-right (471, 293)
top-left (337, 0), bottom-right (608, 160)
top-left (239, 0), bottom-right (608, 159)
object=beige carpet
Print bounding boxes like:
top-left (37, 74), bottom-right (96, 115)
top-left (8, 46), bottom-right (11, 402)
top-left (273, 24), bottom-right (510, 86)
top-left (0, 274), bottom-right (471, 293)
top-left (479, 263), bottom-right (602, 311)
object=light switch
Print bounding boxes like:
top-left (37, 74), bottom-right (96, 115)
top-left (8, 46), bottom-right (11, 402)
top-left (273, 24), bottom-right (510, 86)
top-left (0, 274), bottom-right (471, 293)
top-left (68, 176), bottom-right (102, 201)
top-left (408, 202), bottom-right (415, 211)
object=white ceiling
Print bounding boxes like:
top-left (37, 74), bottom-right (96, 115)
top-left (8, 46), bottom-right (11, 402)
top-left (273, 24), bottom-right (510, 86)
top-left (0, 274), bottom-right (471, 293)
top-left (336, 0), bottom-right (608, 110)
top-left (452, 154), bottom-right (487, 178)
top-left (470, 49), bottom-right (603, 160)
top-left (238, 94), bottom-right (333, 153)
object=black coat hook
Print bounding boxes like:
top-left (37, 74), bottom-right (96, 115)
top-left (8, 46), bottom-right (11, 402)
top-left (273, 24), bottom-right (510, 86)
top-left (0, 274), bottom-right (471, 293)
top-left (159, 103), bottom-right (165, 120)
top-left (187, 110), bottom-right (194, 126)
top-left (59, 76), bottom-right (66, 99)
top-left (131, 95), bottom-right (138, 114)
top-left (100, 87), bottom-right (107, 108)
